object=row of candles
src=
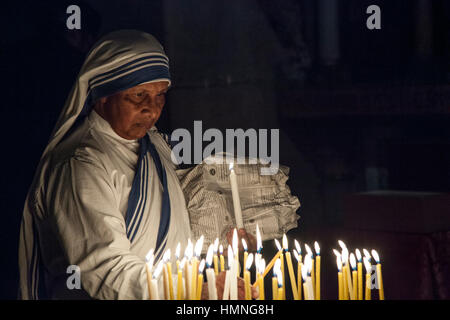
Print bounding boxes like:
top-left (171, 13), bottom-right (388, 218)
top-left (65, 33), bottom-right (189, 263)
top-left (144, 225), bottom-right (385, 300)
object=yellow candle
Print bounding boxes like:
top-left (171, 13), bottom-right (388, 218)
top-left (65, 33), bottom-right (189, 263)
top-left (356, 249), bottom-right (363, 300)
top-left (252, 250), bottom-right (282, 288)
top-left (363, 257), bottom-right (371, 300)
top-left (244, 253), bottom-right (254, 300)
top-left (167, 261), bottom-right (174, 300)
top-left (177, 258), bottom-right (186, 300)
top-left (243, 252), bottom-right (248, 278)
top-left (244, 270), bottom-right (251, 300)
top-left (352, 270), bottom-right (357, 300)
top-left (276, 263), bottom-right (283, 300)
top-left (219, 245), bottom-right (225, 273)
top-left (145, 263), bottom-right (152, 300)
top-left (272, 276), bottom-right (278, 300)
top-left (297, 262), bottom-right (303, 300)
top-left (338, 271), bottom-right (344, 300)
top-left (301, 266), bottom-right (309, 300)
top-left (191, 258), bottom-right (198, 300)
top-left (280, 253), bottom-right (285, 299)
top-left (314, 242), bottom-right (321, 300)
top-left (336, 256), bottom-right (343, 300)
top-left (196, 259), bottom-right (205, 300)
top-left (257, 258), bottom-right (266, 300)
top-left (285, 250), bottom-right (299, 300)
top-left (372, 250), bottom-right (384, 300)
top-left (350, 253), bottom-right (357, 300)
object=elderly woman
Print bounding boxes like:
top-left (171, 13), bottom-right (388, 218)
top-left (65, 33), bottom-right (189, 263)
top-left (19, 30), bottom-right (256, 300)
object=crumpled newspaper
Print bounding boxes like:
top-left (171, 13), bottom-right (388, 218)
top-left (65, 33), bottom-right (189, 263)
top-left (177, 155), bottom-right (301, 252)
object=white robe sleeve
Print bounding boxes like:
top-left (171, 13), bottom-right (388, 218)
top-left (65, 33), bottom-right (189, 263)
top-left (46, 155), bottom-right (149, 300)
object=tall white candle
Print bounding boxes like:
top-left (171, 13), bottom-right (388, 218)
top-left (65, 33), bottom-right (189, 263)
top-left (223, 245), bottom-right (234, 300)
top-left (230, 230), bottom-right (238, 300)
top-left (229, 162), bottom-right (244, 229)
top-left (206, 245), bottom-right (218, 300)
top-left (150, 261), bottom-right (163, 300)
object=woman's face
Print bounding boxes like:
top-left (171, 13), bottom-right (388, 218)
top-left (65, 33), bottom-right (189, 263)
top-left (94, 81), bottom-right (169, 140)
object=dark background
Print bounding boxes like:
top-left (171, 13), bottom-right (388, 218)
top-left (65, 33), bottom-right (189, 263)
top-left (1, 0), bottom-right (449, 299)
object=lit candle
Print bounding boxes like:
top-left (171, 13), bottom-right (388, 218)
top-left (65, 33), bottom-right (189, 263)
top-left (229, 162), bottom-right (244, 229)
top-left (272, 259), bottom-right (280, 300)
top-left (223, 245), bottom-right (234, 300)
top-left (314, 241), bottom-right (321, 300)
top-left (371, 250), bottom-right (384, 300)
top-left (184, 239), bottom-right (193, 300)
top-left (191, 236), bottom-right (204, 300)
top-left (163, 249), bottom-right (174, 300)
top-left (150, 261), bottom-right (163, 300)
top-left (196, 259), bottom-right (205, 300)
top-left (355, 249), bottom-right (363, 300)
top-left (339, 241), bottom-right (353, 300)
top-left (336, 255), bottom-right (343, 300)
top-left (293, 249), bottom-right (303, 300)
top-left (283, 234), bottom-right (299, 300)
top-left (294, 240), bottom-right (303, 300)
top-left (304, 254), bottom-right (314, 300)
top-left (244, 253), bottom-right (254, 300)
top-left (350, 253), bottom-right (357, 300)
top-left (305, 244), bottom-right (315, 296)
top-left (205, 245), bottom-right (218, 300)
top-left (177, 257), bottom-right (186, 300)
top-left (363, 257), bottom-right (371, 300)
top-left (230, 229), bottom-right (239, 300)
top-left (275, 239), bottom-right (285, 299)
top-left (258, 258), bottom-right (266, 300)
top-left (301, 259), bottom-right (309, 300)
top-left (276, 262), bottom-right (283, 300)
top-left (213, 238), bottom-right (219, 276)
top-left (242, 238), bottom-right (248, 278)
top-left (219, 244), bottom-right (225, 273)
top-left (145, 249), bottom-right (154, 300)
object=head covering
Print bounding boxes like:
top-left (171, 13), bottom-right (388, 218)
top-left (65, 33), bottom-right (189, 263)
top-left (19, 30), bottom-right (173, 299)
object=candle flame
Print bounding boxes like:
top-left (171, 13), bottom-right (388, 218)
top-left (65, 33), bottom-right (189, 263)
top-left (229, 162), bottom-right (234, 171)
top-left (314, 241), bottom-right (320, 255)
top-left (293, 249), bottom-right (301, 263)
top-left (232, 229), bottom-right (238, 255)
top-left (163, 249), bottom-right (171, 263)
top-left (355, 249), bottom-right (362, 262)
top-left (256, 224), bottom-right (262, 252)
top-left (246, 253), bottom-right (254, 270)
top-left (153, 261), bottom-right (164, 279)
top-left (336, 256), bottom-right (342, 272)
top-left (304, 243), bottom-right (313, 256)
top-left (145, 248), bottom-right (154, 262)
top-left (341, 247), bottom-right (349, 264)
top-left (145, 249), bottom-right (155, 272)
top-left (194, 235), bottom-right (204, 257)
top-left (338, 240), bottom-right (347, 250)
top-left (227, 245), bottom-right (234, 269)
top-left (213, 238), bottom-right (219, 253)
top-left (363, 248), bottom-right (371, 260)
top-left (349, 253), bottom-right (357, 270)
top-left (206, 244), bottom-right (214, 267)
top-left (301, 262), bottom-right (308, 282)
top-left (333, 249), bottom-right (341, 258)
top-left (259, 258), bottom-right (266, 275)
top-left (282, 234), bottom-right (288, 250)
top-left (363, 257), bottom-right (371, 274)
top-left (198, 259), bottom-right (206, 274)
top-left (180, 257), bottom-right (187, 270)
top-left (219, 244), bottom-right (224, 255)
top-left (274, 238), bottom-right (281, 251)
top-left (371, 250), bottom-right (380, 264)
top-left (185, 240), bottom-right (193, 260)
top-left (241, 238), bottom-right (248, 251)
top-left (175, 243), bottom-right (181, 260)
top-left (277, 268), bottom-right (283, 287)
top-left (304, 254), bottom-right (312, 275)
top-left (294, 239), bottom-right (301, 255)
top-left (274, 258), bottom-right (281, 273)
